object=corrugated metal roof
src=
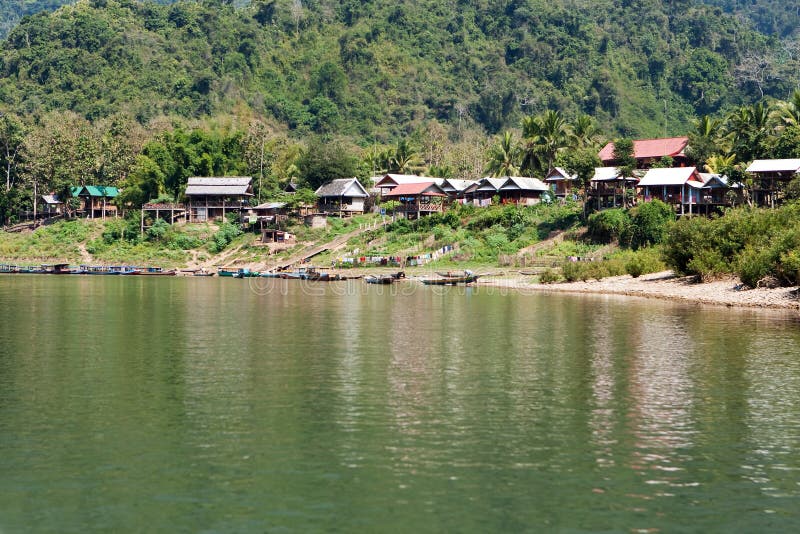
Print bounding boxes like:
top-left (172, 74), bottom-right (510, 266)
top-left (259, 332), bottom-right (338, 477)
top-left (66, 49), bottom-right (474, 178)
top-left (599, 137), bottom-right (688, 162)
top-left (375, 174), bottom-right (444, 188)
top-left (81, 186), bottom-right (119, 198)
top-left (499, 177), bottom-right (549, 191)
top-left (187, 177), bottom-right (252, 186)
top-left (476, 178), bottom-right (506, 191)
top-left (638, 167), bottom-right (700, 187)
top-left (315, 178), bottom-right (369, 198)
top-left (253, 202), bottom-right (287, 209)
top-left (745, 159), bottom-right (800, 173)
top-left (42, 194), bottom-right (61, 204)
top-left (592, 167), bottom-right (620, 181)
top-left (545, 167), bottom-right (577, 182)
top-left (185, 177), bottom-right (252, 196)
top-left (441, 179), bottom-right (477, 192)
top-left (382, 182), bottom-right (447, 197)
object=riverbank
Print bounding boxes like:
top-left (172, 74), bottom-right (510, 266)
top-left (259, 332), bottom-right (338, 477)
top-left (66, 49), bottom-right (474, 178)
top-left (479, 270), bottom-right (800, 310)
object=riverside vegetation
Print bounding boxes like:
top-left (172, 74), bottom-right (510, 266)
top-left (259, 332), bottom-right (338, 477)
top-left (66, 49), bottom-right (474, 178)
top-left (5, 199), bottom-right (800, 291)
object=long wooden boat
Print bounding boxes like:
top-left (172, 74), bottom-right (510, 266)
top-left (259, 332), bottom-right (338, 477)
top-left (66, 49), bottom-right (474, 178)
top-left (78, 265), bottom-right (121, 275)
top-left (217, 268), bottom-right (238, 277)
top-left (136, 267), bottom-right (177, 276)
top-left (421, 274), bottom-right (480, 286)
top-left (365, 275), bottom-right (394, 284)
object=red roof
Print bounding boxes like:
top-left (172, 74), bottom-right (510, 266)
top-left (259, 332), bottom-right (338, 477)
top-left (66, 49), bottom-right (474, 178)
top-left (598, 137), bottom-right (689, 163)
top-left (382, 182), bottom-right (446, 197)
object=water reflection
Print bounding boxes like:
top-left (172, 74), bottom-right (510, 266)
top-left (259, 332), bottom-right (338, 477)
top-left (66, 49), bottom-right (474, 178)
top-left (2, 279), bottom-right (800, 531)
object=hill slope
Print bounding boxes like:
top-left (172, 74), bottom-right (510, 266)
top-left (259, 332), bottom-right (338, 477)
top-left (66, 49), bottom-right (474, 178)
top-left (1, 0), bottom-right (797, 140)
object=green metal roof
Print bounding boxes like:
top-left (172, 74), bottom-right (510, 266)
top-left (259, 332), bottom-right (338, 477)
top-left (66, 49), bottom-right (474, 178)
top-left (75, 185), bottom-right (120, 198)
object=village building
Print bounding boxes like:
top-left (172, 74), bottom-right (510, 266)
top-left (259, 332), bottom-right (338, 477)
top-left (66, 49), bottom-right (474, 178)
top-left (440, 179), bottom-right (478, 200)
top-left (745, 159), bottom-right (800, 208)
top-left (184, 177), bottom-right (253, 223)
top-left (598, 137), bottom-right (690, 168)
top-left (544, 167), bottom-right (579, 199)
top-left (314, 178), bottom-right (369, 216)
top-left (464, 177), bottom-right (506, 205)
top-left (74, 185), bottom-right (120, 219)
top-left (381, 182), bottom-right (448, 219)
top-left (589, 167), bottom-right (640, 209)
top-left (636, 166), bottom-right (728, 215)
top-left (497, 177), bottom-right (550, 206)
top-left (41, 194), bottom-right (63, 216)
top-left (373, 174), bottom-right (444, 197)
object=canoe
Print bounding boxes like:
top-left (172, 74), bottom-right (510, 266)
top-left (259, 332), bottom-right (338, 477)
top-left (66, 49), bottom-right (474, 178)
top-left (365, 275), bottom-right (395, 284)
top-left (421, 275), bottom-right (480, 285)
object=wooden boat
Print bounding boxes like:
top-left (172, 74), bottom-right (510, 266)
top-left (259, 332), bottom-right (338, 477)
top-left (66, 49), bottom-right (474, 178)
top-left (259, 272), bottom-right (281, 278)
top-left (365, 275), bottom-right (395, 284)
top-left (136, 267), bottom-right (177, 276)
top-left (78, 265), bottom-right (121, 275)
top-left (436, 271), bottom-right (471, 278)
top-left (232, 268), bottom-right (260, 278)
top-left (192, 269), bottom-right (215, 277)
top-left (421, 274), bottom-right (480, 285)
top-left (41, 263), bottom-right (76, 274)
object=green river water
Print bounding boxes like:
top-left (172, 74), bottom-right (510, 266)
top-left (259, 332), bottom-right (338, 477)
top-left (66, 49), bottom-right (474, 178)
top-left (1, 276), bottom-right (800, 532)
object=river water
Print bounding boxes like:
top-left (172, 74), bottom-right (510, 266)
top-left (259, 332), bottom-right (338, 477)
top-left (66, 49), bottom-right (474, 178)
top-left (1, 276), bottom-right (799, 532)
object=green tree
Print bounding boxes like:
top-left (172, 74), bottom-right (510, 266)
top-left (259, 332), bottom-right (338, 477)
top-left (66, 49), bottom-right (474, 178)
top-left (613, 138), bottom-right (636, 208)
top-left (296, 138), bottom-right (358, 190)
top-left (485, 131), bottom-right (520, 177)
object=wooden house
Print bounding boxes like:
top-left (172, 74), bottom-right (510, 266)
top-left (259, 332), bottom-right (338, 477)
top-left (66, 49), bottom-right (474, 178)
top-left (245, 202), bottom-right (289, 227)
top-left (184, 177), bottom-right (253, 222)
top-left (314, 178), bottom-right (369, 216)
top-left (745, 159), bottom-right (800, 208)
top-left (440, 179), bottom-right (477, 200)
top-left (374, 174), bottom-right (444, 197)
top-left (589, 167), bottom-right (640, 209)
top-left (497, 177), bottom-right (549, 206)
top-left (599, 137), bottom-right (690, 168)
top-left (544, 167), bottom-right (579, 199)
top-left (637, 167), bottom-right (719, 215)
top-left (41, 194), bottom-right (63, 216)
top-left (74, 185), bottom-right (119, 219)
top-left (464, 177), bottom-right (506, 205)
top-left (382, 182), bottom-right (448, 219)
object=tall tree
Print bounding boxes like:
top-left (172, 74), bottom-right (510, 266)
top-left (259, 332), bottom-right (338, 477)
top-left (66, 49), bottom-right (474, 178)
top-left (613, 138), bottom-right (636, 208)
top-left (0, 112), bottom-right (25, 193)
top-left (485, 131), bottom-right (520, 177)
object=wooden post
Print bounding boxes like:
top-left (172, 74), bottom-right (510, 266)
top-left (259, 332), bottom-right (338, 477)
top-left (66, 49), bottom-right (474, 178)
top-left (141, 208), bottom-right (144, 235)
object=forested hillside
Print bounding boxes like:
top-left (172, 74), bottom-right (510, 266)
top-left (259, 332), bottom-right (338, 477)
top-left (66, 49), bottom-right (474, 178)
top-left (0, 0), bottom-right (797, 140)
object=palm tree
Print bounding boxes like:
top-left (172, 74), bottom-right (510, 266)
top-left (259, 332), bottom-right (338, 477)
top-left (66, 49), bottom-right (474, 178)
top-left (725, 101), bottom-right (774, 163)
top-left (486, 131), bottom-right (521, 177)
top-left (571, 114), bottom-right (599, 148)
top-left (704, 154), bottom-right (736, 174)
top-left (390, 139), bottom-right (421, 174)
top-left (776, 89), bottom-right (800, 128)
top-left (687, 115), bottom-right (724, 167)
top-left (520, 110), bottom-right (570, 176)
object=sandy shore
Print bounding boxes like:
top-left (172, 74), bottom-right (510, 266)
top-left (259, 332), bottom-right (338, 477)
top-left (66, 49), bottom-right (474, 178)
top-left (479, 270), bottom-right (800, 310)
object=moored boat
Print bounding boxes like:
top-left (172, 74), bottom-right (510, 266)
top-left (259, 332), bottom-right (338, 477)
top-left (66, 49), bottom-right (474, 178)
top-left (136, 267), bottom-right (177, 276)
top-left (421, 274), bottom-right (480, 285)
top-left (365, 275), bottom-right (394, 284)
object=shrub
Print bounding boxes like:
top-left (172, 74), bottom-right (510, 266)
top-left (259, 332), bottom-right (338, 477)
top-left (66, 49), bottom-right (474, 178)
top-left (626, 199), bottom-right (675, 249)
top-left (538, 268), bottom-right (560, 284)
top-left (661, 216), bottom-right (713, 275)
top-left (587, 209), bottom-right (630, 244)
top-left (624, 248), bottom-right (665, 278)
top-left (146, 219), bottom-right (170, 242)
top-left (209, 222), bottom-right (243, 253)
